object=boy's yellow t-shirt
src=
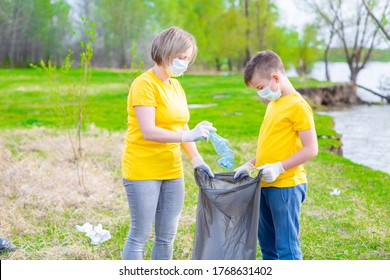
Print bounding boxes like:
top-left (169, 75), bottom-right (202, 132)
top-left (256, 91), bottom-right (315, 187)
top-left (122, 69), bottom-right (190, 180)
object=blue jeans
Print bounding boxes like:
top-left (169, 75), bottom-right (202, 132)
top-left (258, 184), bottom-right (307, 260)
top-left (122, 178), bottom-right (185, 260)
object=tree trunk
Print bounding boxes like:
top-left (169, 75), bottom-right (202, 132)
top-left (215, 57), bottom-right (221, 71)
top-left (324, 51), bottom-right (330, 81)
top-left (227, 58), bottom-right (233, 72)
top-left (324, 24), bottom-right (335, 81)
top-left (243, 0), bottom-right (251, 67)
top-left (350, 67), bottom-right (358, 85)
top-left (9, 2), bottom-right (22, 68)
top-left (256, 0), bottom-right (270, 50)
top-left (120, 40), bottom-right (127, 69)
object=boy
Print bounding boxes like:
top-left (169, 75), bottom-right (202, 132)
top-left (234, 50), bottom-right (318, 260)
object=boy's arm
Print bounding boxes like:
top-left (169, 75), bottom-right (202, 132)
top-left (281, 128), bottom-right (318, 170)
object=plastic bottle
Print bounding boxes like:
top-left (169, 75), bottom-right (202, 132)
top-left (209, 132), bottom-right (235, 170)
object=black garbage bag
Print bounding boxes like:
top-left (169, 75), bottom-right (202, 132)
top-left (192, 168), bottom-right (262, 260)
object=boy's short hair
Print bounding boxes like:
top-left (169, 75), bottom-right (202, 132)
top-left (151, 26), bottom-right (198, 67)
top-left (244, 50), bottom-right (286, 86)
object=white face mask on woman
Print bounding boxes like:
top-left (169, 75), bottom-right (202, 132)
top-left (257, 78), bottom-right (282, 101)
top-left (167, 58), bottom-right (189, 77)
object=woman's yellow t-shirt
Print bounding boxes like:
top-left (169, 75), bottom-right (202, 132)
top-left (122, 69), bottom-right (190, 180)
top-left (256, 92), bottom-right (315, 187)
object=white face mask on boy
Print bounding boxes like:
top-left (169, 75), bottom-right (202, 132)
top-left (257, 78), bottom-right (282, 101)
top-left (167, 58), bottom-right (189, 77)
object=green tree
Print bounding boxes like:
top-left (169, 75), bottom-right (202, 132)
top-left (0, 0), bottom-right (69, 67)
top-left (241, 0), bottom-right (280, 68)
top-left (99, 0), bottom-right (150, 68)
top-left (295, 24), bottom-right (322, 77)
top-left (216, 4), bottom-right (246, 71)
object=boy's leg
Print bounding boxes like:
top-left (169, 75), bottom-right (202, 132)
top-left (265, 184), bottom-right (307, 260)
top-left (152, 178), bottom-right (185, 260)
top-left (258, 187), bottom-right (278, 260)
top-left (122, 179), bottom-right (162, 260)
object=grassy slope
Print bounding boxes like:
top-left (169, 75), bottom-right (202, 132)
top-left (0, 68), bottom-right (389, 260)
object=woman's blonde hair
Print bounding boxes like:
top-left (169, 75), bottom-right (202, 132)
top-left (151, 26), bottom-right (197, 66)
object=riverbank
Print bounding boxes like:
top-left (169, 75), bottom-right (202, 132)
top-left (297, 82), bottom-right (360, 106)
top-left (310, 61), bottom-right (390, 103)
top-left (0, 69), bottom-right (389, 260)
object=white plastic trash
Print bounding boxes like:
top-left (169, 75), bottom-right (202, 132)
top-left (76, 223), bottom-right (111, 245)
top-left (330, 188), bottom-right (341, 196)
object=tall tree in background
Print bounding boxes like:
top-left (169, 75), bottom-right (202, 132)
top-left (300, 0), bottom-right (386, 84)
top-left (296, 24), bottom-right (322, 77)
top-left (100, 0), bottom-right (149, 68)
top-left (187, 0), bottom-right (226, 70)
top-left (0, 0), bottom-right (70, 67)
top-left (241, 0), bottom-right (279, 68)
top-left (217, 2), bottom-right (246, 71)
top-left (153, 0), bottom-right (246, 71)
top-left (0, 0), bottom-right (308, 71)
top-left (323, 17), bottom-right (336, 81)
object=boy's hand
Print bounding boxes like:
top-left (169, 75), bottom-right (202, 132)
top-left (233, 162), bottom-right (255, 179)
top-left (258, 162), bottom-right (285, 182)
top-left (191, 156), bottom-right (215, 178)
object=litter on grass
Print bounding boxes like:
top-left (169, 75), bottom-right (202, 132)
top-left (76, 223), bottom-right (111, 245)
top-left (330, 188), bottom-right (341, 196)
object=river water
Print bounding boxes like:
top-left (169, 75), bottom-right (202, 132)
top-left (309, 62), bottom-right (390, 175)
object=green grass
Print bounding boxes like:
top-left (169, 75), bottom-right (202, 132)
top-left (0, 68), bottom-right (389, 260)
top-left (0, 68), bottom-right (333, 132)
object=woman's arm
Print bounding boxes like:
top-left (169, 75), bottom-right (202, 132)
top-left (135, 106), bottom-right (182, 143)
top-left (135, 106), bottom-right (216, 143)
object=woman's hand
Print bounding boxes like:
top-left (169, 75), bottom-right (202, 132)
top-left (191, 156), bottom-right (215, 178)
top-left (182, 121), bottom-right (216, 142)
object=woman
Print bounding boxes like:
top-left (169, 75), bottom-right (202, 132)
top-left (121, 26), bottom-right (216, 260)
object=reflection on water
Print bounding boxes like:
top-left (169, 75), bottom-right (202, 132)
top-left (324, 105), bottom-right (390, 175)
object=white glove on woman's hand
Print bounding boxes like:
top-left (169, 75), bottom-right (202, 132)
top-left (258, 162), bottom-right (285, 183)
top-left (233, 162), bottom-right (255, 179)
top-left (191, 156), bottom-right (215, 178)
top-left (182, 121), bottom-right (217, 142)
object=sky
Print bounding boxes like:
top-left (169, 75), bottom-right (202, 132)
top-left (274, 0), bottom-right (311, 32)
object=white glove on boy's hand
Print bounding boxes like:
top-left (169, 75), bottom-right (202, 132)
top-left (233, 162), bottom-right (255, 179)
top-left (191, 156), bottom-right (215, 178)
top-left (182, 121), bottom-right (217, 142)
top-left (258, 162), bottom-right (285, 183)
